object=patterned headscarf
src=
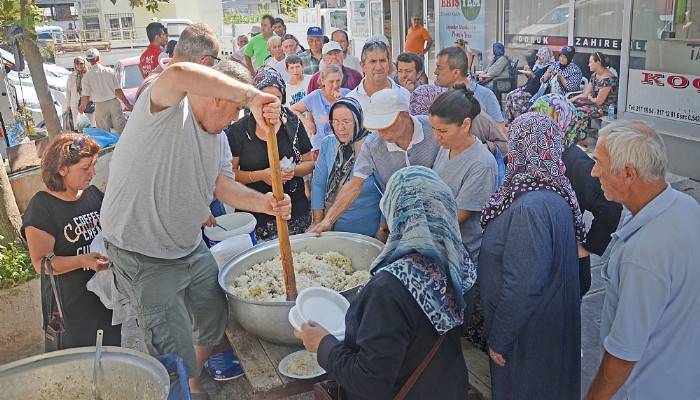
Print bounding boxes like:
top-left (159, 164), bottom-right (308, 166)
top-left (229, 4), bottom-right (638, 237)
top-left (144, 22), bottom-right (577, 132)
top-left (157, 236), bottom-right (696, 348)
top-left (491, 42), bottom-right (505, 65)
top-left (254, 66), bottom-right (286, 101)
top-left (324, 97), bottom-right (370, 208)
top-left (480, 113), bottom-right (586, 242)
top-left (371, 166), bottom-right (477, 334)
top-left (534, 46), bottom-right (555, 70)
top-left (529, 93), bottom-right (587, 147)
top-left (559, 46), bottom-right (576, 67)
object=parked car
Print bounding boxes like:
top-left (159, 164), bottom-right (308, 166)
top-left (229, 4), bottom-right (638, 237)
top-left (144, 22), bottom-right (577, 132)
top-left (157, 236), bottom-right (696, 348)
top-left (114, 56), bottom-right (143, 110)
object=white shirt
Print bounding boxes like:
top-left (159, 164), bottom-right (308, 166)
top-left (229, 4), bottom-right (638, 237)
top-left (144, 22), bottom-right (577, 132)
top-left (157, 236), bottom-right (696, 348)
top-left (347, 78), bottom-right (411, 114)
top-left (82, 63), bottom-right (119, 103)
top-left (265, 56), bottom-right (290, 82)
top-left (285, 75), bottom-right (312, 106)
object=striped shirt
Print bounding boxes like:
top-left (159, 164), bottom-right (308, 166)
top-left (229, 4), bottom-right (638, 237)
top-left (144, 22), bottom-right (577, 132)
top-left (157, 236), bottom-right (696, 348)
top-left (353, 115), bottom-right (439, 190)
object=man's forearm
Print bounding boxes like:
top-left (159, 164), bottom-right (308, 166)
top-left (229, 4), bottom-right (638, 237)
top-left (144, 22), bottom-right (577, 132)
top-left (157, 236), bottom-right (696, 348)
top-left (322, 178), bottom-right (363, 225)
top-left (115, 89), bottom-right (130, 106)
top-left (245, 56), bottom-right (255, 75)
top-left (215, 175), bottom-right (270, 213)
top-left (586, 351), bottom-right (635, 400)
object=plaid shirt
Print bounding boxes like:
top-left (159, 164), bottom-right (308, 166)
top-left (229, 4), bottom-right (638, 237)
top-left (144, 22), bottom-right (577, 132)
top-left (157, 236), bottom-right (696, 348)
top-left (299, 50), bottom-right (322, 75)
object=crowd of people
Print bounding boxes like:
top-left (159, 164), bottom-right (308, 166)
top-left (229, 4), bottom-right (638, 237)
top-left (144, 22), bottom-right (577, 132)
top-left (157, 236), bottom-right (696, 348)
top-left (23, 16), bottom-right (700, 400)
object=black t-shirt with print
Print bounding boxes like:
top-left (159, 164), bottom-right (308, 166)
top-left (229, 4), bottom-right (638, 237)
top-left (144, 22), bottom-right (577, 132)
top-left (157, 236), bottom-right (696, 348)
top-left (226, 113), bottom-right (312, 227)
top-left (21, 185), bottom-right (119, 347)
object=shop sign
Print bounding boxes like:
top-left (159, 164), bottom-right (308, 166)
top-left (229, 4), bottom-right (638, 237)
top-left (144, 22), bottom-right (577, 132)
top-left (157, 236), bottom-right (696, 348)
top-left (505, 34), bottom-right (567, 47)
top-left (627, 69), bottom-right (700, 125)
top-left (349, 0), bottom-right (369, 38)
top-left (439, 0), bottom-right (485, 56)
top-left (574, 36), bottom-right (621, 50)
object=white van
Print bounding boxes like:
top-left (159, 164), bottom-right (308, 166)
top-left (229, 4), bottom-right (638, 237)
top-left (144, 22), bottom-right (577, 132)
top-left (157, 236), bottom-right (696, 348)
top-left (35, 25), bottom-right (64, 44)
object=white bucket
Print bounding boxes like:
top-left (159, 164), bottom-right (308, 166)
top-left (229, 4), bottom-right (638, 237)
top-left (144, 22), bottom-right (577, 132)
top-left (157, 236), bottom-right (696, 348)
top-left (204, 212), bottom-right (257, 246)
top-left (210, 234), bottom-right (253, 270)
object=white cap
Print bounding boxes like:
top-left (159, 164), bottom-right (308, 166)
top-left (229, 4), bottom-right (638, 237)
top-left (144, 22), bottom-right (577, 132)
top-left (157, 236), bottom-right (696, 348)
top-left (364, 89), bottom-right (409, 130)
top-left (85, 48), bottom-right (100, 60)
top-left (250, 25), bottom-right (262, 34)
top-left (322, 41), bottom-right (343, 55)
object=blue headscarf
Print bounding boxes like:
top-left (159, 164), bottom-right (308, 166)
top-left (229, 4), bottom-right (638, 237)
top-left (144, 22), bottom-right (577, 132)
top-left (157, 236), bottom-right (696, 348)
top-left (491, 42), bottom-right (505, 65)
top-left (370, 166), bottom-right (477, 334)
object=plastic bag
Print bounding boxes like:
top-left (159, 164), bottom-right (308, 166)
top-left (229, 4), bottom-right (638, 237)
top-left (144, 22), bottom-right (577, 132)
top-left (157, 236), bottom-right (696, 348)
top-left (74, 113), bottom-right (91, 131)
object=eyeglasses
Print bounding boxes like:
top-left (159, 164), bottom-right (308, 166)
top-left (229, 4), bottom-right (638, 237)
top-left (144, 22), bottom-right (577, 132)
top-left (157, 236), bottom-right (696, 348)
top-left (330, 119), bottom-right (353, 127)
top-left (206, 54), bottom-right (221, 62)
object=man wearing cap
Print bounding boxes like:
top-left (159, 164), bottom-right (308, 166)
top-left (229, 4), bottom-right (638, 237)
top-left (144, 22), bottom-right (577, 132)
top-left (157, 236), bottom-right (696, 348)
top-left (307, 41), bottom-right (362, 92)
top-left (347, 40), bottom-right (410, 114)
top-left (79, 48), bottom-right (132, 134)
top-left (244, 15), bottom-right (275, 73)
top-left (309, 89), bottom-right (439, 241)
top-left (299, 26), bottom-right (324, 74)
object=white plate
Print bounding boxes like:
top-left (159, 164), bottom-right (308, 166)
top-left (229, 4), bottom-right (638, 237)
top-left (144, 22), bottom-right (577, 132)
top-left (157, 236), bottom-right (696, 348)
top-left (288, 305), bottom-right (346, 341)
top-left (296, 287), bottom-right (349, 336)
top-left (288, 305), bottom-right (304, 331)
top-left (278, 350), bottom-right (326, 380)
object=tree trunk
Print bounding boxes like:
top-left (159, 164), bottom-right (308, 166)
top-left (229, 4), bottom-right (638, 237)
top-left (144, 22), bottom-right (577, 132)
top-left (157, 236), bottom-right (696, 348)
top-left (0, 155), bottom-right (22, 244)
top-left (19, 0), bottom-right (61, 140)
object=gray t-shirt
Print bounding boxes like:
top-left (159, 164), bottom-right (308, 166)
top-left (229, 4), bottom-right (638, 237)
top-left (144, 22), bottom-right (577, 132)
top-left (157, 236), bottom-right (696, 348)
top-left (433, 140), bottom-right (497, 261)
top-left (353, 114), bottom-right (439, 190)
top-left (101, 84), bottom-right (234, 259)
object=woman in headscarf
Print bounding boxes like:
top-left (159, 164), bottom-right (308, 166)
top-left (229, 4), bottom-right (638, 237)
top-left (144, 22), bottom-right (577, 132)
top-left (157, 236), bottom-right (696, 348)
top-left (309, 97), bottom-right (381, 236)
top-left (226, 67), bottom-right (315, 241)
top-left (530, 94), bottom-right (622, 297)
top-left (479, 42), bottom-right (510, 86)
top-left (535, 45), bottom-right (583, 100)
top-left (503, 46), bottom-right (555, 123)
top-left (479, 112), bottom-right (582, 400)
top-left (65, 56), bottom-right (89, 130)
top-left (296, 166), bottom-right (475, 400)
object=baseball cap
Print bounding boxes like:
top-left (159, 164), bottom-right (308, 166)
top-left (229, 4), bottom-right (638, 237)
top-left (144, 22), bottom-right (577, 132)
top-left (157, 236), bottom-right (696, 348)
top-left (250, 26), bottom-right (262, 35)
top-left (307, 26), bottom-right (323, 37)
top-left (322, 41), bottom-right (343, 55)
top-left (364, 89), bottom-right (410, 130)
top-left (85, 48), bottom-right (100, 60)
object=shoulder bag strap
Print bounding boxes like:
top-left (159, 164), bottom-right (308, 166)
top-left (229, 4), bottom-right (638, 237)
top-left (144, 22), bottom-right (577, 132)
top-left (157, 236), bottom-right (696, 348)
top-left (393, 335), bottom-right (446, 400)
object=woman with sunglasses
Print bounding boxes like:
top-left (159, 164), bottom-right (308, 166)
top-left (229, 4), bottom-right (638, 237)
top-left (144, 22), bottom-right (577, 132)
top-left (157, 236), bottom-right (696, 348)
top-left (22, 134), bottom-right (121, 349)
top-left (65, 56), bottom-right (90, 130)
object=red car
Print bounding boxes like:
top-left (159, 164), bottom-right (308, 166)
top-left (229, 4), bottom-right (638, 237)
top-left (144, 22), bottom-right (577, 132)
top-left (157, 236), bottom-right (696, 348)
top-left (114, 56), bottom-right (143, 111)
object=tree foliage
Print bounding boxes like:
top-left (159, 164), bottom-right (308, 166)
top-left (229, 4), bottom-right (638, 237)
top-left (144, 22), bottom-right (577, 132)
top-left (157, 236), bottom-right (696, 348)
top-left (110, 0), bottom-right (170, 13)
top-left (280, 0), bottom-right (308, 19)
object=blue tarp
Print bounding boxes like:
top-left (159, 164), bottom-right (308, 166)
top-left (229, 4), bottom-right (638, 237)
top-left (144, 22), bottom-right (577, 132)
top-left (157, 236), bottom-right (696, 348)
top-left (82, 128), bottom-right (119, 148)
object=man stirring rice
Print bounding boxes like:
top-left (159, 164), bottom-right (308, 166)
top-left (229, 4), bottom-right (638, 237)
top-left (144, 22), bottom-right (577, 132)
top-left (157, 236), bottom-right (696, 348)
top-left (100, 28), bottom-right (291, 399)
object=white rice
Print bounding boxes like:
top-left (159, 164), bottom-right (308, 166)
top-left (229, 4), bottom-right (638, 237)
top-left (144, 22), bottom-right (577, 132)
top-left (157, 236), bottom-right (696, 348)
top-left (229, 251), bottom-right (370, 301)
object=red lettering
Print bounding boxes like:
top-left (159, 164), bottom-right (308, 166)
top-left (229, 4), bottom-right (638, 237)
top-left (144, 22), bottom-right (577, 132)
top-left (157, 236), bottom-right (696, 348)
top-left (641, 72), bottom-right (664, 86)
top-left (667, 75), bottom-right (689, 89)
top-left (692, 78), bottom-right (700, 93)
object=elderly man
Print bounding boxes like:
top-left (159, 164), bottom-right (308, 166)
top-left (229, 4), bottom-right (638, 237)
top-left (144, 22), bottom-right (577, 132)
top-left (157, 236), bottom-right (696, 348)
top-left (79, 48), bottom-right (132, 134)
top-left (309, 89), bottom-right (439, 241)
top-left (230, 34), bottom-right (249, 64)
top-left (347, 40), bottom-right (409, 114)
top-left (404, 15), bottom-right (433, 55)
top-left (299, 26), bottom-right (324, 74)
top-left (102, 44), bottom-right (290, 400)
top-left (263, 35), bottom-right (288, 80)
top-left (396, 52), bottom-right (424, 93)
top-left (330, 29), bottom-right (361, 71)
top-left (307, 41), bottom-right (362, 92)
top-left (586, 121), bottom-right (700, 400)
top-left (424, 46), bottom-right (505, 130)
top-left (244, 14), bottom-right (275, 73)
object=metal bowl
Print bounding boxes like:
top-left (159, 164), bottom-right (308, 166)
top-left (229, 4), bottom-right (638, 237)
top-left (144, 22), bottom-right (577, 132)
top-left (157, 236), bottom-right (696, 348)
top-left (0, 346), bottom-right (169, 399)
top-left (218, 232), bottom-right (383, 345)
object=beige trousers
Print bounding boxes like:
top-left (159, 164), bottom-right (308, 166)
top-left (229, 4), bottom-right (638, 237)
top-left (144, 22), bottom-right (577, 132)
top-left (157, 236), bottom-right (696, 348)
top-left (94, 98), bottom-right (126, 134)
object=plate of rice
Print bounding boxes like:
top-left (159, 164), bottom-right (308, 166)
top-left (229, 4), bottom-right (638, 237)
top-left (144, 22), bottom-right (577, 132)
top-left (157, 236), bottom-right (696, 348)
top-left (278, 350), bottom-right (326, 379)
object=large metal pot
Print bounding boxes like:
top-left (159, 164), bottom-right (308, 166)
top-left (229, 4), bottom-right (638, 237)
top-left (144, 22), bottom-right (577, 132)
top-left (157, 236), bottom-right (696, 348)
top-left (0, 346), bottom-right (170, 399)
top-left (218, 232), bottom-right (383, 345)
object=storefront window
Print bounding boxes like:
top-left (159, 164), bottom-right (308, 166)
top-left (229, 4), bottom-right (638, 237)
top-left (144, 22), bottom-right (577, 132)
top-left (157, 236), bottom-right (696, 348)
top-left (625, 0), bottom-right (700, 125)
top-left (573, 0), bottom-right (624, 54)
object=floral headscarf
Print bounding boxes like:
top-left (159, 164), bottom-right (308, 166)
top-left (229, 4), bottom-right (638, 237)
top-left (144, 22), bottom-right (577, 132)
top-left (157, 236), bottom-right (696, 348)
top-left (371, 166), bottom-right (477, 334)
top-left (529, 93), bottom-right (587, 147)
top-left (480, 112), bottom-right (586, 242)
top-left (534, 46), bottom-right (555, 70)
top-left (324, 97), bottom-right (370, 207)
top-left (254, 66), bottom-right (286, 101)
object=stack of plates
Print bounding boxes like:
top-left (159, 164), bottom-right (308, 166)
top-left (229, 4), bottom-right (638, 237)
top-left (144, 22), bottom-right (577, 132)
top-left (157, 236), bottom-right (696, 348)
top-left (288, 287), bottom-right (350, 341)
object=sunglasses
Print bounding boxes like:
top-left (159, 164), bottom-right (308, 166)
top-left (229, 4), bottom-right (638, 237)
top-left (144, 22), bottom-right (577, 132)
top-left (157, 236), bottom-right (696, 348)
top-left (206, 54), bottom-right (221, 62)
top-left (66, 135), bottom-right (89, 163)
top-left (362, 39), bottom-right (388, 51)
